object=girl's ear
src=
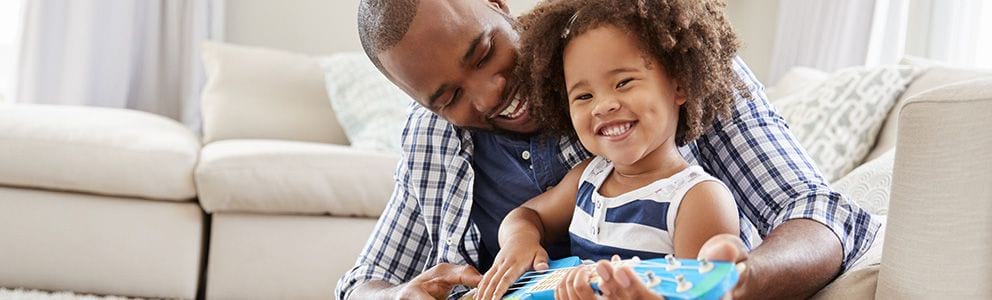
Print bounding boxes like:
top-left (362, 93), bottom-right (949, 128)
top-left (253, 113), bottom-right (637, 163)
top-left (488, 0), bottom-right (510, 14)
top-left (674, 84), bottom-right (687, 106)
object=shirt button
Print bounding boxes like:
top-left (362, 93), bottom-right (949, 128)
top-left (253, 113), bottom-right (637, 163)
top-left (446, 237), bottom-right (455, 246)
top-left (521, 150), bottom-right (531, 160)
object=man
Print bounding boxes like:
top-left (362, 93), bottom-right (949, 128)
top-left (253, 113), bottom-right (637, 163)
top-left (338, 0), bottom-right (882, 299)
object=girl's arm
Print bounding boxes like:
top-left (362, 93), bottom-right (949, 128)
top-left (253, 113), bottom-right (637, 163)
top-left (476, 158), bottom-right (591, 300)
top-left (673, 181), bottom-right (741, 259)
top-left (505, 158), bottom-right (591, 245)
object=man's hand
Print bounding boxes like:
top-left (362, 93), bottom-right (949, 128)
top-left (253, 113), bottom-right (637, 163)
top-left (594, 256), bottom-right (664, 300)
top-left (392, 263), bottom-right (482, 300)
top-left (697, 234), bottom-right (751, 299)
top-left (477, 240), bottom-right (549, 300)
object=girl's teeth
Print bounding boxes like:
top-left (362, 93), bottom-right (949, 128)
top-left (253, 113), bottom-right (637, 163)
top-left (601, 123), bottom-right (633, 136)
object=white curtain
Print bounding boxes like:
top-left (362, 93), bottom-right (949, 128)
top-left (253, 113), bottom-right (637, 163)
top-left (13, 0), bottom-right (223, 130)
top-left (770, 0), bottom-right (991, 82)
top-left (768, 0), bottom-right (879, 82)
top-left (906, 0), bottom-right (992, 68)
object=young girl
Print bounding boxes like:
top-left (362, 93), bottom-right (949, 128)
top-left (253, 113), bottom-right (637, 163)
top-left (474, 0), bottom-right (750, 299)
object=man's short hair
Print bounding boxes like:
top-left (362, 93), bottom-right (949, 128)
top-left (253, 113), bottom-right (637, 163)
top-left (357, 0), bottom-right (419, 74)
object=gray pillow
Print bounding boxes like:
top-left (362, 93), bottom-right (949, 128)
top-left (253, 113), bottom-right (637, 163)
top-left (775, 65), bottom-right (917, 182)
top-left (319, 53), bottom-right (412, 154)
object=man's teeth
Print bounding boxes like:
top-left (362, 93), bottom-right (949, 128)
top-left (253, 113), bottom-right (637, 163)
top-left (498, 98), bottom-right (526, 118)
top-left (600, 122), bottom-right (633, 137)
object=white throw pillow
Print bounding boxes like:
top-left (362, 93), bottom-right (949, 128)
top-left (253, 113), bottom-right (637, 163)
top-left (832, 150), bottom-right (894, 215)
top-left (319, 53), bottom-right (412, 154)
top-left (775, 65), bottom-right (917, 182)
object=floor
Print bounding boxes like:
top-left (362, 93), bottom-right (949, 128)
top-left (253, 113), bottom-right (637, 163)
top-left (0, 288), bottom-right (150, 300)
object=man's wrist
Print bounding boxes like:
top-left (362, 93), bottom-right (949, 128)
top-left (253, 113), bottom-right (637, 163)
top-left (735, 219), bottom-right (842, 299)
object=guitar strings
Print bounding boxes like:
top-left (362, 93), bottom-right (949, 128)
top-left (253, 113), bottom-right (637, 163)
top-left (504, 271), bottom-right (682, 292)
top-left (513, 261), bottom-right (702, 282)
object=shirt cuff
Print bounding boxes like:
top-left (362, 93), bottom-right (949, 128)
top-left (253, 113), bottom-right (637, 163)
top-left (770, 192), bottom-right (880, 271)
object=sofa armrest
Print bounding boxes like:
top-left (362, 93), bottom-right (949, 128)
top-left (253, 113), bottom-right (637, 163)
top-left (877, 77), bottom-right (992, 298)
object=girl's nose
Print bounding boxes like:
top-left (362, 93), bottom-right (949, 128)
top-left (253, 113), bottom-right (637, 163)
top-left (593, 97), bottom-right (620, 117)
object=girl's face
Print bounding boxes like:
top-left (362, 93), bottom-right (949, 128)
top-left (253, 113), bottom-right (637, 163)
top-left (562, 25), bottom-right (685, 166)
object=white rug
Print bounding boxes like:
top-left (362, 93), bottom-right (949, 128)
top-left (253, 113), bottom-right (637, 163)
top-left (0, 288), bottom-right (150, 300)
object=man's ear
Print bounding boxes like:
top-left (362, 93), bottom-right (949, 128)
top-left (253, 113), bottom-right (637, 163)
top-left (488, 0), bottom-right (510, 14)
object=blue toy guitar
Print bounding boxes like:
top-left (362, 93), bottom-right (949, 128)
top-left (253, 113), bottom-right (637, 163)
top-left (460, 255), bottom-right (739, 300)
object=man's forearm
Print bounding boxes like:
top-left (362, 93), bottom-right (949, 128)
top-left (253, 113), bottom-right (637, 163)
top-left (349, 280), bottom-right (397, 300)
top-left (737, 219), bottom-right (843, 299)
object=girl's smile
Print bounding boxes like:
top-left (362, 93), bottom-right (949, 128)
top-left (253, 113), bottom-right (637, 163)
top-left (562, 25), bottom-right (686, 174)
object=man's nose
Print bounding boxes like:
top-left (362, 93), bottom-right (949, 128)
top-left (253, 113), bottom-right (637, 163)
top-left (465, 73), bottom-right (507, 114)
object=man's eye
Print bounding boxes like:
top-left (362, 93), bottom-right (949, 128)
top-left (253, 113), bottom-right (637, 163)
top-left (445, 88), bottom-right (462, 108)
top-left (476, 38), bottom-right (494, 68)
top-left (574, 93), bottom-right (593, 101)
top-left (616, 78), bottom-right (634, 89)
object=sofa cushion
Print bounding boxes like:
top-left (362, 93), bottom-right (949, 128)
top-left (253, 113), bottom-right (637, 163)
top-left (319, 52), bottom-right (411, 154)
top-left (0, 104), bottom-right (199, 200)
top-left (865, 66), bottom-right (991, 161)
top-left (774, 65), bottom-right (917, 182)
top-left (831, 150), bottom-right (894, 215)
top-left (195, 140), bottom-right (397, 217)
top-left (200, 42), bottom-right (349, 145)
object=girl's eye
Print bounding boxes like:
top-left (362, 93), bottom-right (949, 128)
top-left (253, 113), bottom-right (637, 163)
top-left (616, 78), bottom-right (634, 89)
top-left (574, 93), bottom-right (593, 101)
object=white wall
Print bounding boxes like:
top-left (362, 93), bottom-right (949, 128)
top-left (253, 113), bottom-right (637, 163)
top-left (223, 0), bottom-right (538, 55)
top-left (725, 0), bottom-right (780, 84)
top-left (223, 0), bottom-right (361, 55)
top-left (221, 0), bottom-right (776, 83)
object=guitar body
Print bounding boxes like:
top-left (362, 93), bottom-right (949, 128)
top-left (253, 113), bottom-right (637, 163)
top-left (497, 256), bottom-right (738, 300)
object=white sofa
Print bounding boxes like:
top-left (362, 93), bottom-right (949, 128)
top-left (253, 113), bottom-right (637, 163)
top-left (0, 44), bottom-right (989, 299)
top-left (0, 105), bottom-right (205, 299)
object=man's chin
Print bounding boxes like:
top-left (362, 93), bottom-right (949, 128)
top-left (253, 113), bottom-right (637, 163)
top-left (465, 118), bottom-right (541, 138)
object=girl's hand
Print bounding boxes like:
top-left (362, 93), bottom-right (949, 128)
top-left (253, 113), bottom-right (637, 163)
top-left (594, 256), bottom-right (664, 300)
top-left (477, 240), bottom-right (550, 300)
top-left (554, 266), bottom-right (598, 300)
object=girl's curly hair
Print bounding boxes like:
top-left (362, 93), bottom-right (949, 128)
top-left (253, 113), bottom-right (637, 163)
top-left (515, 0), bottom-right (750, 146)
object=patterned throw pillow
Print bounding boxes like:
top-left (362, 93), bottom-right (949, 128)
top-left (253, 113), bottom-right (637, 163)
top-left (775, 65), bottom-right (917, 182)
top-left (832, 150), bottom-right (894, 215)
top-left (319, 53), bottom-right (412, 154)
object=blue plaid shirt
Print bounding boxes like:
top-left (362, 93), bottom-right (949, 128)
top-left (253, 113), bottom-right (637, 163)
top-left (336, 58), bottom-right (881, 299)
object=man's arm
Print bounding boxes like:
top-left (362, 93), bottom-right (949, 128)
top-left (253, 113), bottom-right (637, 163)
top-left (335, 167), bottom-right (433, 299)
top-left (694, 57), bottom-right (881, 299)
top-left (337, 107), bottom-right (482, 299)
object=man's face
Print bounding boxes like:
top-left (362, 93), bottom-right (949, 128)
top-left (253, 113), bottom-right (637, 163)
top-left (379, 0), bottom-right (539, 134)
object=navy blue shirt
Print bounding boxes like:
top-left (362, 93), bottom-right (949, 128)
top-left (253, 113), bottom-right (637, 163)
top-left (469, 131), bottom-right (572, 272)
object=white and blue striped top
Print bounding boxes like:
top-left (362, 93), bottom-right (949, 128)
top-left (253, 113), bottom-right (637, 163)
top-left (568, 156), bottom-right (734, 260)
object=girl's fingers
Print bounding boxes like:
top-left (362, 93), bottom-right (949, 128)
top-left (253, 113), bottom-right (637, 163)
top-left (482, 262), bottom-right (508, 300)
top-left (491, 265), bottom-right (524, 299)
top-left (573, 268), bottom-right (597, 300)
